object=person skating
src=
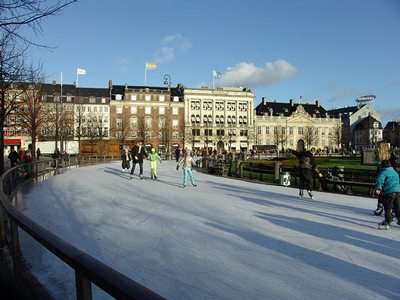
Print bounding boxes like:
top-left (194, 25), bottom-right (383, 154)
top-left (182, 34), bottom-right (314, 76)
top-left (130, 141), bottom-right (148, 180)
top-left (373, 140), bottom-right (397, 216)
top-left (148, 148), bottom-right (162, 179)
top-left (121, 148), bottom-right (131, 173)
top-left (8, 149), bottom-right (18, 167)
top-left (177, 151), bottom-right (197, 188)
top-left (375, 160), bottom-right (400, 230)
top-left (291, 147), bottom-right (323, 199)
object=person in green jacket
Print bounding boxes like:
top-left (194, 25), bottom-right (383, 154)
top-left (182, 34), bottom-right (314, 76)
top-left (148, 148), bottom-right (162, 179)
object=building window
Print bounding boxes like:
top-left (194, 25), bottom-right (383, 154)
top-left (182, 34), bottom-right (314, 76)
top-left (131, 106), bottom-right (137, 114)
top-left (289, 127), bottom-right (293, 135)
top-left (145, 107), bottom-right (151, 114)
top-left (131, 95), bottom-right (137, 101)
top-left (159, 95), bottom-right (165, 102)
top-left (172, 132), bottom-right (178, 139)
top-left (159, 107), bottom-right (165, 115)
top-left (266, 126), bottom-right (270, 135)
top-left (116, 106), bottom-right (122, 114)
top-left (145, 119), bottom-right (151, 129)
top-left (89, 97), bottom-right (95, 104)
top-left (117, 119), bottom-right (122, 129)
top-left (257, 126), bottom-right (261, 135)
top-left (116, 95), bottom-right (122, 100)
top-left (131, 118), bottom-right (137, 129)
top-left (172, 107), bottom-right (178, 115)
top-left (172, 120), bottom-right (178, 129)
top-left (145, 95), bottom-right (151, 101)
top-left (298, 127), bottom-right (304, 135)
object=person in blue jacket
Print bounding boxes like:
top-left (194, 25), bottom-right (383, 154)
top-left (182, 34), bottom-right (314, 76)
top-left (375, 160), bottom-right (400, 229)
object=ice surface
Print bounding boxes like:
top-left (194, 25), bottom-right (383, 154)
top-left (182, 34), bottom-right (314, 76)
top-left (19, 160), bottom-right (400, 300)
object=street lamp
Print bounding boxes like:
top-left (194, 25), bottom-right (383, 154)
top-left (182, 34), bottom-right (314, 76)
top-left (164, 74), bottom-right (172, 160)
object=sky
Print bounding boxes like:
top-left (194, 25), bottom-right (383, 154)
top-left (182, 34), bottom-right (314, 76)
top-left (21, 0), bottom-right (400, 126)
top-left (18, 160), bottom-right (400, 300)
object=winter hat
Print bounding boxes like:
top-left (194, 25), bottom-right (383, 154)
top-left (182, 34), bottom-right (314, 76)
top-left (125, 149), bottom-right (128, 153)
top-left (151, 148), bottom-right (155, 153)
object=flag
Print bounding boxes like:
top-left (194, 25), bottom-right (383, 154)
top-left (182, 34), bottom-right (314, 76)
top-left (77, 68), bottom-right (86, 75)
top-left (299, 95), bottom-right (302, 99)
top-left (145, 63), bottom-right (157, 70)
top-left (213, 70), bottom-right (221, 77)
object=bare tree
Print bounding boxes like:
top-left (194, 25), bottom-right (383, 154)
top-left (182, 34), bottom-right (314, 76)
top-left (273, 125), bottom-right (288, 156)
top-left (330, 123), bottom-right (342, 150)
top-left (19, 69), bottom-right (46, 160)
top-left (0, 0), bottom-right (76, 173)
top-left (304, 125), bottom-right (318, 149)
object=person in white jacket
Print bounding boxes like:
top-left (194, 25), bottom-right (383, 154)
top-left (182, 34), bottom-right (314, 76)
top-left (177, 151), bottom-right (197, 188)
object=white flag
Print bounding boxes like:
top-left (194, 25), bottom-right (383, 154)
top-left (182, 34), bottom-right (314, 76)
top-left (213, 70), bottom-right (221, 77)
top-left (77, 68), bottom-right (86, 75)
top-left (145, 63), bottom-right (157, 70)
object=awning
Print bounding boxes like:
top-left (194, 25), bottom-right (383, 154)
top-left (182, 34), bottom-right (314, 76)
top-left (4, 139), bottom-right (21, 145)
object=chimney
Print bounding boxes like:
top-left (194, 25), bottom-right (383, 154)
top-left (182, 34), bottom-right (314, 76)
top-left (262, 97), bottom-right (266, 105)
top-left (290, 99), bottom-right (294, 106)
top-left (52, 80), bottom-right (56, 85)
top-left (316, 100), bottom-right (320, 107)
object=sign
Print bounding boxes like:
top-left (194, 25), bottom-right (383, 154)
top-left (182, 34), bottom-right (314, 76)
top-left (356, 95), bottom-right (376, 103)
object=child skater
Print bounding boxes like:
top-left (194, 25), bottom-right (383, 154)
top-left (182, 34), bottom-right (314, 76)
top-left (121, 148), bottom-right (131, 173)
top-left (177, 151), bottom-right (197, 188)
top-left (375, 160), bottom-right (400, 230)
top-left (148, 148), bottom-right (162, 179)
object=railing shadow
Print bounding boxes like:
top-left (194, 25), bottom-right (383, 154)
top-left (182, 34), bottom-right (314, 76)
top-left (0, 155), bottom-right (167, 300)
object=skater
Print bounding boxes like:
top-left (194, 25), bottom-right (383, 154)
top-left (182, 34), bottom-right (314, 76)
top-left (130, 141), bottom-right (148, 180)
top-left (291, 147), bottom-right (323, 199)
top-left (121, 148), bottom-right (131, 173)
top-left (375, 160), bottom-right (400, 230)
top-left (8, 149), bottom-right (18, 168)
top-left (36, 148), bottom-right (41, 160)
top-left (177, 151), bottom-right (197, 188)
top-left (373, 140), bottom-right (397, 216)
top-left (148, 148), bottom-right (162, 179)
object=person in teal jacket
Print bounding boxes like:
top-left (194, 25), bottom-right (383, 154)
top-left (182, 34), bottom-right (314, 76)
top-left (148, 148), bottom-right (162, 179)
top-left (375, 160), bottom-right (400, 229)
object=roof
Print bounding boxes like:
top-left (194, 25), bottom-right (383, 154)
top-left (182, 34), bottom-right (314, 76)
top-left (254, 99), bottom-right (330, 118)
top-left (42, 83), bottom-right (109, 98)
top-left (326, 105), bottom-right (359, 118)
top-left (354, 115), bottom-right (382, 130)
top-left (384, 121), bottom-right (400, 130)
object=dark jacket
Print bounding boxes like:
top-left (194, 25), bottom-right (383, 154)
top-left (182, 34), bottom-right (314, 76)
top-left (375, 165), bottom-right (400, 195)
top-left (131, 145), bottom-right (148, 163)
top-left (291, 150), bottom-right (320, 173)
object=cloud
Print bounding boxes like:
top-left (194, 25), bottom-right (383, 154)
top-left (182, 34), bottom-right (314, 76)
top-left (154, 34), bottom-right (192, 64)
top-left (116, 56), bottom-right (129, 75)
top-left (384, 81), bottom-right (400, 88)
top-left (377, 106), bottom-right (400, 124)
top-left (327, 86), bottom-right (371, 103)
top-left (215, 61), bottom-right (297, 88)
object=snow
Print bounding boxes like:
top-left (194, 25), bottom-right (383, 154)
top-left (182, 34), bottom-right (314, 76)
top-left (17, 160), bottom-right (400, 300)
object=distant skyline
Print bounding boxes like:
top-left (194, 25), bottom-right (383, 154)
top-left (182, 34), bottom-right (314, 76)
top-left (22, 0), bottom-right (400, 125)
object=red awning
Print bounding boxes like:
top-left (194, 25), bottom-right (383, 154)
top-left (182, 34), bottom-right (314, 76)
top-left (4, 139), bottom-right (21, 145)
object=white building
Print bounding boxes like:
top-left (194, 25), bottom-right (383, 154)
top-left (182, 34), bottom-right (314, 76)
top-left (183, 87), bottom-right (255, 153)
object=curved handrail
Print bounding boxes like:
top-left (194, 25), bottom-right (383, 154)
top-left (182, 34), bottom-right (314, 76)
top-left (0, 156), bottom-right (167, 300)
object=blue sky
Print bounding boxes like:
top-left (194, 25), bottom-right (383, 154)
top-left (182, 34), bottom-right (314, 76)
top-left (24, 0), bottom-right (400, 125)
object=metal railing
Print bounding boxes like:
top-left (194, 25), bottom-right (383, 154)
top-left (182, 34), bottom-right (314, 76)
top-left (0, 156), bottom-right (167, 300)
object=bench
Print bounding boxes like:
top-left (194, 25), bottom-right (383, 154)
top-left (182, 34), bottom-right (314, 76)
top-left (328, 180), bottom-right (375, 195)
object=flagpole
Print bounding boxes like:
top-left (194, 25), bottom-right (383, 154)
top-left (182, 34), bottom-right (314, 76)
top-left (76, 68), bottom-right (79, 88)
top-left (213, 71), bottom-right (214, 90)
top-left (144, 62), bottom-right (147, 86)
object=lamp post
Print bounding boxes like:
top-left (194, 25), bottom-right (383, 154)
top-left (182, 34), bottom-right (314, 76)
top-left (164, 74), bottom-right (172, 160)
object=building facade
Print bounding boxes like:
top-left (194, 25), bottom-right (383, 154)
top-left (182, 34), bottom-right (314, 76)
top-left (109, 82), bottom-right (184, 154)
top-left (182, 86), bottom-right (255, 153)
top-left (327, 103), bottom-right (382, 150)
top-left (254, 98), bottom-right (341, 152)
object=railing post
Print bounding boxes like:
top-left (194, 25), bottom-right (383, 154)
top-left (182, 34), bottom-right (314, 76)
top-left (10, 220), bottom-right (22, 279)
top-left (75, 269), bottom-right (92, 300)
top-left (0, 205), bottom-right (6, 247)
